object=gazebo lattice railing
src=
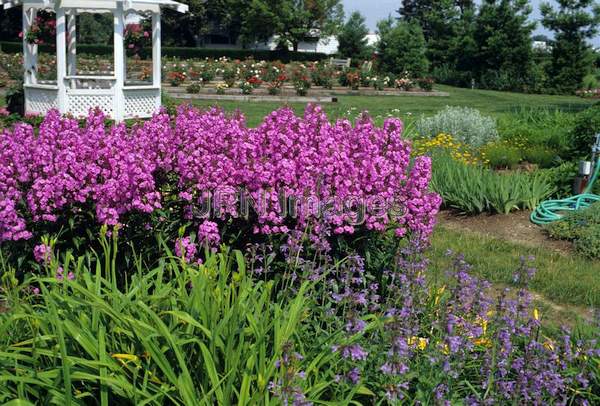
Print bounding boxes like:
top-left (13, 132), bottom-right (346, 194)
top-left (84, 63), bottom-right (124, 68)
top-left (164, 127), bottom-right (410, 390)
top-left (1, 0), bottom-right (188, 121)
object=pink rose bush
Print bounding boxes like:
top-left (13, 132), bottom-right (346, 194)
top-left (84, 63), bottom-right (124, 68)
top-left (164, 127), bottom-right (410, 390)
top-left (0, 105), bottom-right (441, 249)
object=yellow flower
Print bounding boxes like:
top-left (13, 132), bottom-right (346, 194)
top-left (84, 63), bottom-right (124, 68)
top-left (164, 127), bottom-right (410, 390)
top-left (434, 285), bottom-right (446, 306)
top-left (112, 353), bottom-right (140, 362)
top-left (472, 338), bottom-right (492, 347)
top-left (407, 336), bottom-right (428, 350)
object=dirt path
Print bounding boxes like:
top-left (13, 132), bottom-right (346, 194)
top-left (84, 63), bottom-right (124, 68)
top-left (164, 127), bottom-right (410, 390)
top-left (436, 210), bottom-right (597, 325)
top-left (437, 210), bottom-right (573, 255)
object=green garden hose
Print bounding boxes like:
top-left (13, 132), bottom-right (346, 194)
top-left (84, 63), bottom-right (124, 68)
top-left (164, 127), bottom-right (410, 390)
top-left (530, 157), bottom-right (600, 225)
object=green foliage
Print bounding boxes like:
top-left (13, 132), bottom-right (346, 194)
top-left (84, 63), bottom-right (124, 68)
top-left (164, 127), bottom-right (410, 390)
top-left (498, 107), bottom-right (575, 156)
top-left (429, 226), bottom-right (600, 308)
top-left (547, 202), bottom-right (600, 259)
top-left (186, 82), bottom-right (202, 94)
top-left (430, 152), bottom-right (556, 214)
top-left (576, 226), bottom-right (600, 260)
top-left (538, 161), bottom-right (578, 198)
top-left (0, 41), bottom-right (330, 62)
top-left (376, 18), bottom-right (429, 77)
top-left (310, 62), bottom-right (336, 89)
top-left (240, 0), bottom-right (344, 51)
top-left (522, 145), bottom-right (558, 168)
top-left (483, 142), bottom-right (523, 169)
top-left (337, 11), bottom-right (370, 59)
top-left (77, 13), bottom-right (113, 44)
top-left (582, 73), bottom-right (600, 90)
top-left (541, 0), bottom-right (600, 94)
top-left (0, 8), bottom-right (21, 42)
top-left (569, 103), bottom-right (600, 158)
top-left (162, 0), bottom-right (209, 46)
top-left (422, 0), bottom-right (461, 69)
top-left (473, 0), bottom-right (536, 91)
top-left (416, 77), bottom-right (434, 91)
top-left (416, 106), bottom-right (498, 147)
top-left (0, 240), bottom-right (318, 404)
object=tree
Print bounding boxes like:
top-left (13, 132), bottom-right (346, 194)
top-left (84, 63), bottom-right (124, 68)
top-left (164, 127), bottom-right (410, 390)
top-left (77, 13), bottom-right (113, 44)
top-left (397, 0), bottom-right (476, 71)
top-left (162, 0), bottom-right (209, 46)
top-left (376, 18), bottom-right (429, 77)
top-left (424, 0), bottom-right (460, 68)
top-left (0, 8), bottom-right (21, 42)
top-left (240, 0), bottom-right (344, 51)
top-left (473, 0), bottom-right (536, 89)
top-left (398, 0), bottom-right (473, 39)
top-left (541, 0), bottom-right (600, 94)
top-left (203, 0), bottom-right (252, 46)
top-left (532, 34), bottom-right (551, 43)
top-left (337, 11), bottom-right (369, 59)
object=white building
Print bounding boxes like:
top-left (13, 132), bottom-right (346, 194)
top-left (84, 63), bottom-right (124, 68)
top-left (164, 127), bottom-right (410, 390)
top-left (533, 41), bottom-right (551, 52)
top-left (202, 32), bottom-right (375, 56)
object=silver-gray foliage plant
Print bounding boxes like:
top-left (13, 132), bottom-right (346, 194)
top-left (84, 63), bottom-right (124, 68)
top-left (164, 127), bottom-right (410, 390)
top-left (416, 106), bottom-right (499, 147)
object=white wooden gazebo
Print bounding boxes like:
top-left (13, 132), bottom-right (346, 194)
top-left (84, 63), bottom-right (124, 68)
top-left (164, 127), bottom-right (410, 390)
top-left (2, 0), bottom-right (188, 120)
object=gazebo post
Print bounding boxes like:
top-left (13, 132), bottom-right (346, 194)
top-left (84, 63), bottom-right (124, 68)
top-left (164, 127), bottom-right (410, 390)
top-left (67, 9), bottom-right (77, 78)
top-left (56, 5), bottom-right (67, 114)
top-left (113, 1), bottom-right (125, 121)
top-left (22, 6), bottom-right (38, 85)
top-left (152, 10), bottom-right (161, 108)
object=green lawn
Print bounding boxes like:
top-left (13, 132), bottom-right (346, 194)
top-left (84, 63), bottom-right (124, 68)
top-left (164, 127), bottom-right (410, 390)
top-left (428, 226), bottom-right (600, 309)
top-left (180, 84), bottom-right (595, 127)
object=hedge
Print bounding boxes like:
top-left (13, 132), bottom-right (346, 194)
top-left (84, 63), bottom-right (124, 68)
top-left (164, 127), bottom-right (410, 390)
top-left (0, 42), bottom-right (329, 62)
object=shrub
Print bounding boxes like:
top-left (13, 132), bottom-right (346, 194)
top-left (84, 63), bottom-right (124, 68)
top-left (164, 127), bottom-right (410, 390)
top-left (240, 80), bottom-right (256, 94)
top-left (547, 202), bottom-right (600, 259)
top-left (431, 63), bottom-right (473, 87)
top-left (416, 106), bottom-right (499, 147)
top-left (200, 68), bottom-right (215, 83)
top-left (222, 67), bottom-right (237, 87)
top-left (569, 104), bottom-right (600, 158)
top-left (0, 41), bottom-right (330, 62)
top-left (166, 64), bottom-right (186, 86)
top-left (0, 106), bottom-right (440, 260)
top-left (576, 226), bottom-right (600, 260)
top-left (394, 74), bottom-right (414, 91)
top-left (482, 142), bottom-right (523, 169)
top-left (310, 62), bottom-right (336, 89)
top-left (291, 65), bottom-right (311, 95)
top-left (186, 82), bottom-right (202, 94)
top-left (522, 145), bottom-right (558, 168)
top-left (345, 68), bottom-right (360, 90)
top-left (538, 161), bottom-right (578, 198)
top-left (416, 77), bottom-right (434, 91)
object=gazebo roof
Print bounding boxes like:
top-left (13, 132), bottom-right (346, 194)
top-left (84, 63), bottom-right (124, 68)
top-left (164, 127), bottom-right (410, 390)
top-left (1, 0), bottom-right (189, 13)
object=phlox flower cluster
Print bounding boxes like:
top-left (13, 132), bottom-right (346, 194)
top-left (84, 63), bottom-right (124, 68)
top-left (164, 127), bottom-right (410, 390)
top-left (0, 105), bottom-right (441, 247)
top-left (174, 236), bottom-right (198, 264)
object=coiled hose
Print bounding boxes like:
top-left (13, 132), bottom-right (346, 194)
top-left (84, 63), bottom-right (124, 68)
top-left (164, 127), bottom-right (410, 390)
top-left (530, 157), bottom-right (600, 225)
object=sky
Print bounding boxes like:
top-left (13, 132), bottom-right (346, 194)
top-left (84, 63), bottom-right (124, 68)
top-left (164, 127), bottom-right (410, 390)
top-left (341, 0), bottom-right (600, 45)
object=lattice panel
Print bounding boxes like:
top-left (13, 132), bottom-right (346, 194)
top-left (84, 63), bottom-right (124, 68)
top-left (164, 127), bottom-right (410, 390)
top-left (124, 89), bottom-right (159, 118)
top-left (68, 94), bottom-right (114, 118)
top-left (25, 88), bottom-right (58, 115)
